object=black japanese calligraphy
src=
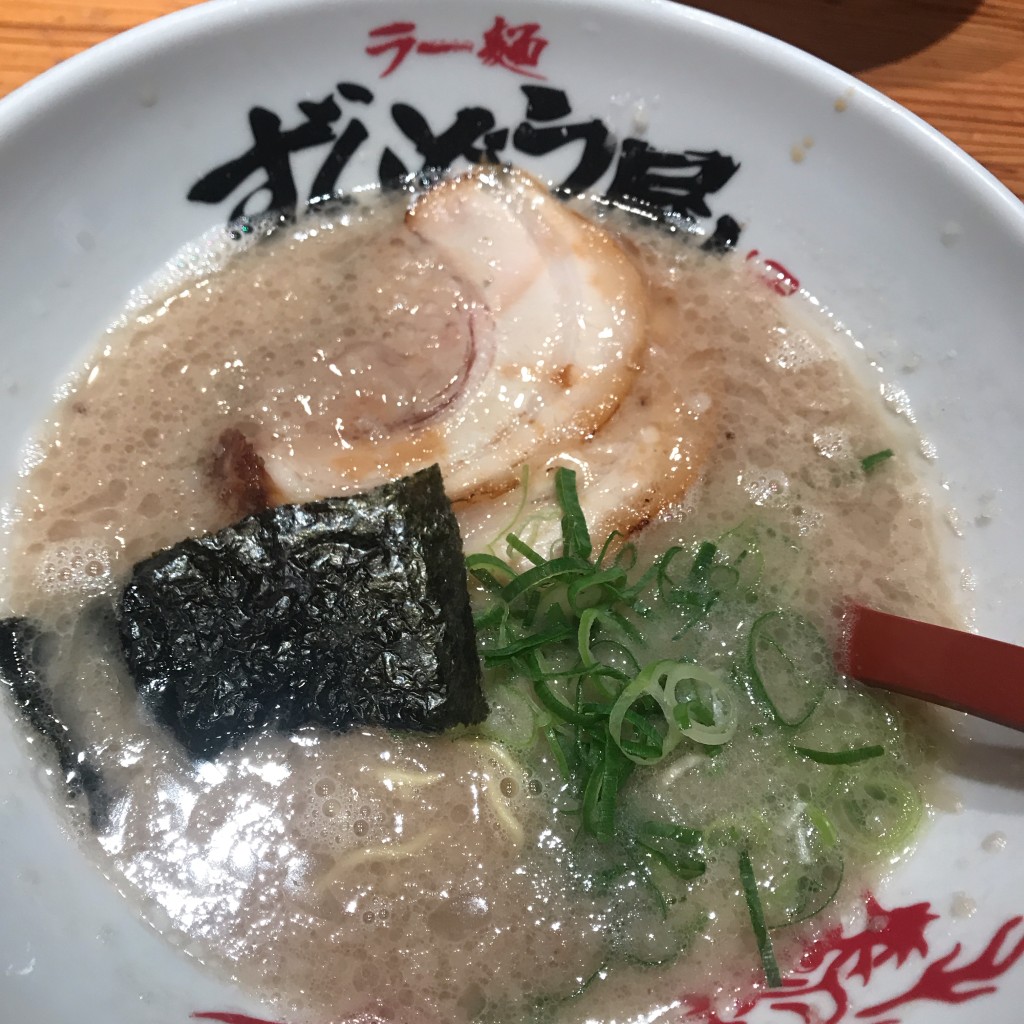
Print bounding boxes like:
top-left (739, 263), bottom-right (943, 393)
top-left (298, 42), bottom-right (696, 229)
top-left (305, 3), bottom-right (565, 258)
top-left (188, 97), bottom-right (342, 221)
top-left (188, 82), bottom-right (741, 248)
top-left (607, 140), bottom-right (740, 221)
top-left (512, 85), bottom-right (614, 193)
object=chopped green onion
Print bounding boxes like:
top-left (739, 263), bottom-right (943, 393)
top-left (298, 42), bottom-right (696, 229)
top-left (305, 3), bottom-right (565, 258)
top-left (861, 448), bottom-right (894, 473)
top-left (595, 531), bottom-right (625, 568)
top-left (831, 768), bottom-right (923, 855)
top-left (555, 467), bottom-right (592, 561)
top-left (465, 461), bottom-right (926, 998)
top-left (608, 663), bottom-right (684, 765)
top-left (762, 854), bottom-right (844, 929)
top-left (690, 541), bottom-right (717, 580)
top-left (533, 680), bottom-right (600, 728)
top-left (577, 607), bottom-right (603, 667)
top-left (748, 610), bottom-right (831, 725)
top-left (738, 849), bottom-right (782, 988)
top-left (603, 607), bottom-right (643, 644)
top-left (483, 463), bottom-right (533, 555)
top-left (482, 626), bottom-right (575, 664)
top-left (567, 567), bottom-right (628, 612)
top-left (673, 667), bottom-right (739, 746)
top-left (544, 725), bottom-right (572, 780)
top-left (466, 552), bottom-right (518, 588)
top-left (472, 599), bottom-right (509, 632)
top-left (616, 709), bottom-right (665, 761)
top-left (792, 687), bottom-right (898, 756)
top-left (586, 640), bottom-right (640, 682)
top-left (505, 532), bottom-right (546, 566)
top-left (805, 804), bottom-right (839, 848)
top-left (715, 524), bottom-right (764, 595)
top-left (608, 661), bottom-right (736, 764)
top-left (619, 550), bottom-right (666, 603)
top-left (498, 556), bottom-right (589, 604)
top-left (582, 736), bottom-right (633, 838)
top-left (634, 820), bottom-right (706, 881)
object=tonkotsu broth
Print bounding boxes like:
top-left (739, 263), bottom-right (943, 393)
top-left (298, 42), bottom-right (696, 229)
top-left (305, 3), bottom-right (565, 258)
top-left (0, 181), bottom-right (956, 1024)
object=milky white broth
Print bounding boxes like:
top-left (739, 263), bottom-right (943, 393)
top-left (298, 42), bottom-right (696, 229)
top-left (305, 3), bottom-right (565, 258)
top-left (0, 181), bottom-right (957, 1024)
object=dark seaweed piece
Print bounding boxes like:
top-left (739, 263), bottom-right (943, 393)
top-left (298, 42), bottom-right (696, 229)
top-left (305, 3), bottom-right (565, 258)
top-left (0, 616), bottom-right (111, 831)
top-left (119, 464), bottom-right (486, 759)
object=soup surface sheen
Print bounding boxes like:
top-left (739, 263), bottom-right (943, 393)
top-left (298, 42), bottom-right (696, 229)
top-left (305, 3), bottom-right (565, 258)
top-left (0, 175), bottom-right (957, 1024)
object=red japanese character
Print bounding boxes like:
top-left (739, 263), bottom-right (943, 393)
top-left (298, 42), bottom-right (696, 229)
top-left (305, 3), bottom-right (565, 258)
top-left (478, 16), bottom-right (548, 78)
top-left (746, 249), bottom-right (800, 297)
top-left (366, 21), bottom-right (417, 77)
top-left (366, 21), bottom-right (475, 77)
top-left (417, 39), bottom-right (474, 56)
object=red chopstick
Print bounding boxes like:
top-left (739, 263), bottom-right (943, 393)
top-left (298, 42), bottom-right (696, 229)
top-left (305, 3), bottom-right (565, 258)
top-left (839, 602), bottom-right (1024, 732)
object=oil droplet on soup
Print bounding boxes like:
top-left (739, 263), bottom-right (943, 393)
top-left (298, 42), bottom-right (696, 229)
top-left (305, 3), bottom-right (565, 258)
top-left (0, 175), bottom-right (958, 1024)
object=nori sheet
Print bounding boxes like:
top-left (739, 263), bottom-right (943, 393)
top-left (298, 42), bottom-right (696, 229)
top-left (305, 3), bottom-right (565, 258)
top-left (118, 464), bottom-right (486, 759)
top-left (0, 615), bottom-right (111, 830)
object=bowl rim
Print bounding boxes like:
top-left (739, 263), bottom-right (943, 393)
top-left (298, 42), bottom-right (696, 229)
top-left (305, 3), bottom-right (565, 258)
top-left (2, 3), bottom-right (1024, 1021)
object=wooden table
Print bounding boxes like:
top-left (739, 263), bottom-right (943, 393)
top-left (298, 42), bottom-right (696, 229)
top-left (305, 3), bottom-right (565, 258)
top-left (2, 0), bottom-right (1023, 201)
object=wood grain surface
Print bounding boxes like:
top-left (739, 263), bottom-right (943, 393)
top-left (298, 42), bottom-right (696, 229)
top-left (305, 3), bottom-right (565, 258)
top-left (1, 0), bottom-right (1023, 201)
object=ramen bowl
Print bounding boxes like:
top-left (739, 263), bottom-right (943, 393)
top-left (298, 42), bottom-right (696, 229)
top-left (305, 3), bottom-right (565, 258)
top-left (1, 1), bottom-right (1023, 1022)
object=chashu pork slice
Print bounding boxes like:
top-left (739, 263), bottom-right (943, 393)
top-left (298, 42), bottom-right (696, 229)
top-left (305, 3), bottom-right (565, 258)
top-left (454, 348), bottom-right (719, 558)
top-left (261, 165), bottom-right (648, 505)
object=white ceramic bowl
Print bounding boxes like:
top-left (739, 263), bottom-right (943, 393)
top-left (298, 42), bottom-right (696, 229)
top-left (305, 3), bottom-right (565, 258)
top-left (2, 1), bottom-right (1023, 1022)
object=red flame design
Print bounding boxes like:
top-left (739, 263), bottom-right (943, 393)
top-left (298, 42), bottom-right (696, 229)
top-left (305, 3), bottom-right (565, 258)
top-left (681, 894), bottom-right (1024, 1023)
